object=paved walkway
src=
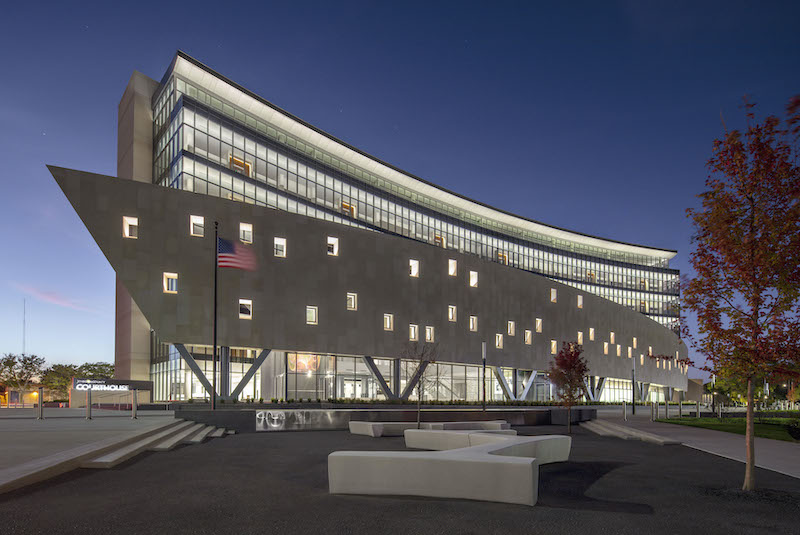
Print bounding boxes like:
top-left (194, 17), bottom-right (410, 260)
top-left (596, 408), bottom-right (800, 479)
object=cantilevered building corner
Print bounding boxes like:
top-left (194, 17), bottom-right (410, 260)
top-left (49, 51), bottom-right (687, 404)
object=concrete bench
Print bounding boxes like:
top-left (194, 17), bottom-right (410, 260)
top-left (349, 420), bottom-right (510, 437)
top-left (420, 420), bottom-right (510, 431)
top-left (404, 429), bottom-right (517, 450)
top-left (329, 431), bottom-right (571, 506)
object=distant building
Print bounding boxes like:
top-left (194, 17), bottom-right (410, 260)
top-left (50, 51), bottom-right (688, 403)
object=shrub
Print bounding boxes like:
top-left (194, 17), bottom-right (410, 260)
top-left (259, 397), bottom-right (264, 404)
top-left (788, 419), bottom-right (800, 440)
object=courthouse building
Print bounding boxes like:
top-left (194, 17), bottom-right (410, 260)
top-left (50, 51), bottom-right (688, 404)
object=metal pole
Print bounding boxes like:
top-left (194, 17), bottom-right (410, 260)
top-left (212, 221), bottom-right (219, 411)
top-left (678, 399), bottom-right (682, 418)
top-left (631, 360), bottom-right (636, 415)
top-left (664, 400), bottom-right (669, 419)
top-left (696, 400), bottom-right (700, 418)
top-left (36, 386), bottom-right (44, 420)
top-left (131, 389), bottom-right (138, 419)
top-left (481, 342), bottom-right (486, 412)
top-left (650, 402), bottom-right (654, 421)
top-left (622, 401), bottom-right (627, 421)
top-left (85, 389), bottom-right (92, 420)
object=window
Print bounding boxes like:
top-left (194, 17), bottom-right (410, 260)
top-left (633, 337), bottom-right (638, 349)
top-left (434, 235), bottom-right (446, 248)
top-left (616, 344), bottom-right (621, 357)
top-left (536, 318), bottom-right (543, 333)
top-left (550, 340), bottom-right (558, 355)
top-left (524, 330), bottom-right (532, 344)
top-left (469, 315), bottom-right (478, 332)
top-left (190, 215), bottom-right (204, 237)
top-left (342, 201), bottom-right (356, 218)
top-left (239, 299), bottom-right (253, 320)
top-left (306, 306), bottom-right (318, 325)
top-left (346, 292), bottom-right (358, 311)
top-left (668, 361), bottom-right (672, 371)
top-left (507, 321), bottom-right (515, 336)
top-left (640, 354), bottom-right (644, 366)
top-left (469, 271), bottom-right (478, 287)
top-left (628, 346), bottom-right (632, 358)
top-left (610, 331), bottom-right (615, 344)
top-left (425, 326), bottom-right (435, 343)
top-left (550, 288), bottom-right (557, 303)
top-left (383, 313), bottom-right (394, 331)
top-left (577, 295), bottom-right (583, 309)
top-left (648, 346), bottom-right (653, 356)
top-left (495, 333), bottom-right (503, 349)
top-left (122, 216), bottom-right (138, 239)
top-left (327, 236), bottom-right (339, 256)
top-left (162, 272), bottom-right (178, 294)
top-left (409, 324), bottom-right (419, 341)
top-left (589, 327), bottom-right (595, 341)
top-left (229, 154), bottom-right (252, 177)
top-left (577, 331), bottom-right (584, 345)
top-left (657, 359), bottom-right (661, 369)
top-left (497, 251), bottom-right (508, 265)
top-left (409, 259), bottom-right (420, 277)
top-left (239, 223), bottom-right (253, 244)
top-left (448, 305), bottom-right (457, 322)
top-left (448, 259), bottom-right (457, 276)
top-left (603, 342), bottom-right (609, 355)
top-left (274, 237), bottom-right (287, 257)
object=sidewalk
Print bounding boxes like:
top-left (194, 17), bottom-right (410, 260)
top-left (596, 408), bottom-right (800, 479)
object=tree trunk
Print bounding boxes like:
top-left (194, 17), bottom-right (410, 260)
top-left (417, 383), bottom-right (422, 429)
top-left (743, 377), bottom-right (756, 491)
top-left (567, 405), bottom-right (572, 434)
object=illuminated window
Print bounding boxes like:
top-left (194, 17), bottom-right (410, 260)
top-left (342, 201), bottom-right (356, 218)
top-left (603, 342), bottom-right (609, 355)
top-left (229, 154), bottom-right (252, 177)
top-left (239, 299), bottom-right (252, 320)
top-left (327, 236), bottom-right (339, 256)
top-left (577, 331), bottom-right (584, 345)
top-left (162, 272), bottom-right (178, 294)
top-left (616, 344), bottom-right (621, 357)
top-left (577, 295), bottom-right (583, 309)
top-left (524, 330), bottom-right (532, 344)
top-left (648, 346), bottom-right (653, 356)
top-left (425, 326), bottom-right (435, 343)
top-left (610, 331), bottom-right (615, 344)
top-left (469, 271), bottom-right (478, 287)
top-left (628, 346), bottom-right (632, 358)
top-left (306, 306), bottom-right (318, 325)
top-left (448, 305), bottom-right (457, 322)
top-left (668, 361), bottom-right (672, 371)
top-left (122, 216), bottom-right (138, 239)
top-left (384, 313), bottom-right (394, 331)
top-left (495, 333), bottom-right (503, 349)
top-left (589, 327), bottom-right (595, 341)
top-left (434, 235), bottom-right (446, 248)
top-left (274, 237), bottom-right (287, 257)
top-left (657, 359), bottom-right (661, 369)
top-left (239, 223), bottom-right (253, 244)
top-left (409, 324), bottom-right (419, 341)
top-left (346, 293), bottom-right (357, 311)
top-left (469, 315), bottom-right (478, 332)
top-left (550, 288), bottom-right (557, 303)
top-left (409, 259), bottom-right (420, 277)
top-left (507, 321), bottom-right (515, 336)
top-left (676, 350), bottom-right (679, 359)
top-left (550, 340), bottom-right (558, 354)
top-left (190, 215), bottom-right (204, 237)
top-left (640, 354), bottom-right (644, 366)
top-left (497, 251), bottom-right (508, 265)
top-left (633, 337), bottom-right (638, 349)
top-left (448, 259), bottom-right (457, 276)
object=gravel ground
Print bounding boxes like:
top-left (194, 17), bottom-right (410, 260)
top-left (1, 424), bottom-right (798, 535)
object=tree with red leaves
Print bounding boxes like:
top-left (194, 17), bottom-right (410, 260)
top-left (548, 342), bottom-right (589, 434)
top-left (683, 96), bottom-right (800, 491)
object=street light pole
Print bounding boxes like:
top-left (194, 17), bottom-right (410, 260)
top-left (632, 355), bottom-right (636, 416)
top-left (482, 341), bottom-right (486, 412)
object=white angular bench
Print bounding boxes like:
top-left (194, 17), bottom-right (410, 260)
top-left (404, 429), bottom-right (517, 450)
top-left (329, 431), bottom-right (571, 506)
top-left (348, 420), bottom-right (510, 437)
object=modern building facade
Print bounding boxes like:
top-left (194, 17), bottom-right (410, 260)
top-left (50, 51), bottom-right (688, 404)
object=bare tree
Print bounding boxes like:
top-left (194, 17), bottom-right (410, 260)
top-left (400, 341), bottom-right (439, 428)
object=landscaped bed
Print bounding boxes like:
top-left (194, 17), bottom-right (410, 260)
top-left (656, 417), bottom-right (800, 443)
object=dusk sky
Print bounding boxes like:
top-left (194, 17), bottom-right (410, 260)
top-left (1, 1), bottom-right (798, 379)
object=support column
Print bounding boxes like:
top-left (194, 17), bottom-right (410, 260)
top-left (219, 346), bottom-right (230, 399)
top-left (493, 368), bottom-right (514, 401)
top-left (392, 358), bottom-right (401, 399)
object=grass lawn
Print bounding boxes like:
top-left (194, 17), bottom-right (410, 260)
top-left (655, 417), bottom-right (800, 443)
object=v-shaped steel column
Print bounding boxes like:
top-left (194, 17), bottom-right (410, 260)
top-left (493, 368), bottom-right (514, 400)
top-left (174, 343), bottom-right (215, 398)
top-left (228, 349), bottom-right (272, 400)
top-left (517, 371), bottom-right (538, 401)
top-left (363, 356), bottom-right (398, 400)
top-left (400, 361), bottom-right (429, 400)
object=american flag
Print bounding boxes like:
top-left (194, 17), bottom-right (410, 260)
top-left (218, 238), bottom-right (256, 271)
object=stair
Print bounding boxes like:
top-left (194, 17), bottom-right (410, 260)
top-left (188, 426), bottom-right (216, 444)
top-left (150, 423), bottom-right (207, 452)
top-left (585, 419), bottom-right (681, 446)
top-left (209, 428), bottom-right (226, 438)
top-left (82, 420), bottom-right (194, 468)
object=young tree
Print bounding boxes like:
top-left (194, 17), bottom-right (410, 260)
top-left (548, 343), bottom-right (589, 434)
top-left (684, 97), bottom-right (800, 491)
top-left (399, 341), bottom-right (439, 429)
top-left (78, 362), bottom-right (114, 379)
top-left (0, 353), bottom-right (46, 403)
top-left (41, 364), bottom-right (80, 399)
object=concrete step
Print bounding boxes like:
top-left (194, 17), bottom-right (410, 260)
top-left (82, 420), bottom-right (193, 468)
top-left (591, 419), bottom-right (642, 441)
top-left (188, 426), bottom-right (215, 444)
top-left (151, 423), bottom-right (206, 452)
top-left (226, 429), bottom-right (235, 435)
top-left (581, 420), bottom-right (616, 437)
top-left (595, 419), bottom-right (681, 445)
top-left (209, 428), bottom-right (226, 438)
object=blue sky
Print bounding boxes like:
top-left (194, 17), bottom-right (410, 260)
top-left (0, 1), bottom-right (798, 378)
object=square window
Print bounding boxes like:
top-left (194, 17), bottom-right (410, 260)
top-left (577, 295), bottom-right (583, 309)
top-left (306, 306), bottom-right (318, 325)
top-left (603, 342), bottom-right (609, 355)
top-left (240, 223), bottom-right (253, 244)
top-left (448, 305), bottom-right (457, 322)
top-left (610, 331), bottom-right (615, 344)
top-left (274, 237), bottom-right (287, 257)
top-left (589, 327), bottom-right (595, 341)
top-left (524, 330), bottom-right (532, 345)
top-left (123, 216), bottom-right (138, 239)
top-left (469, 315), bottom-right (478, 332)
top-left (469, 271), bottom-right (478, 287)
top-left (409, 259), bottom-right (420, 277)
top-left (507, 321), bottom-right (515, 336)
top-left (346, 292), bottom-right (358, 311)
top-left (633, 337), bottom-right (638, 349)
top-left (577, 331), bottom-right (584, 345)
top-left (425, 326), bottom-right (435, 343)
top-left (616, 344), bottom-right (621, 357)
top-left (536, 318), bottom-right (543, 333)
top-left (190, 215), bottom-right (204, 237)
top-left (239, 299), bottom-right (253, 320)
top-left (550, 340), bottom-right (557, 355)
top-left (550, 288), bottom-right (557, 303)
top-left (409, 324), bottom-right (419, 341)
top-left (495, 333), bottom-right (503, 349)
top-left (448, 259), bottom-right (457, 276)
top-left (327, 236), bottom-right (339, 256)
top-left (383, 313), bottom-right (394, 331)
top-left (162, 272), bottom-right (178, 294)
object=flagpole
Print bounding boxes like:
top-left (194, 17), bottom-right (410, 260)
top-left (212, 221), bottom-right (218, 411)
